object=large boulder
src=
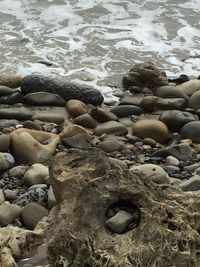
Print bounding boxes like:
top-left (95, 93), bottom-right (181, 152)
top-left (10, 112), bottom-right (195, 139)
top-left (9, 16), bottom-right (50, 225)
top-left (46, 149), bottom-right (200, 266)
top-left (21, 74), bottom-right (104, 105)
top-left (122, 62), bottom-right (168, 89)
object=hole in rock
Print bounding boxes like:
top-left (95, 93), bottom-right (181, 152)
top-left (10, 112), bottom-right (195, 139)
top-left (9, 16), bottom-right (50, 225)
top-left (105, 199), bottom-right (141, 234)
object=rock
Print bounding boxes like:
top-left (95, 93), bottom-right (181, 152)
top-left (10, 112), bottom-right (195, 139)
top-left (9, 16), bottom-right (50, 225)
top-left (66, 99), bottom-right (88, 118)
top-left (168, 74), bottom-right (190, 85)
top-left (180, 121), bottom-right (200, 143)
top-left (23, 120), bottom-right (42, 131)
top-left (60, 124), bottom-right (91, 141)
top-left (13, 188), bottom-right (47, 207)
top-left (94, 121), bottom-right (128, 136)
top-left (8, 166), bottom-right (27, 177)
top-left (179, 176), bottom-right (200, 191)
top-left (119, 117), bottom-right (133, 127)
top-left (165, 156), bottom-right (179, 166)
top-left (159, 110), bottom-right (197, 132)
top-left (140, 96), bottom-right (157, 112)
top-left (32, 112), bottom-right (65, 124)
top-left (0, 86), bottom-right (14, 96)
top-left (0, 203), bottom-right (21, 226)
top-left (90, 107), bottom-right (118, 122)
top-left (47, 186), bottom-right (56, 209)
top-left (23, 92), bottom-right (65, 106)
top-left (122, 62), bottom-right (168, 89)
top-left (97, 138), bottom-right (124, 153)
top-left (188, 91), bottom-right (200, 110)
top-left (177, 79), bottom-right (200, 96)
top-left (3, 189), bottom-right (18, 201)
top-left (0, 134), bottom-right (10, 152)
top-left (21, 74), bottom-right (104, 105)
top-left (0, 108), bottom-right (34, 120)
top-left (0, 92), bottom-right (23, 105)
top-left (108, 157), bottom-right (128, 169)
top-left (73, 114), bottom-right (96, 128)
top-left (155, 98), bottom-right (186, 110)
top-left (110, 105), bottom-right (143, 117)
top-left (164, 166), bottom-right (180, 175)
top-left (10, 128), bottom-right (60, 164)
top-left (169, 177), bottom-right (182, 186)
top-left (0, 152), bottom-right (14, 171)
top-left (0, 189), bottom-right (5, 204)
top-left (23, 164), bottom-right (49, 187)
top-left (152, 143), bottom-right (193, 161)
top-left (62, 135), bottom-right (92, 150)
top-left (22, 203), bottom-right (48, 230)
top-left (132, 119), bottom-right (170, 144)
top-left (155, 86), bottom-right (189, 102)
top-left (46, 149), bottom-right (200, 266)
top-left (143, 138), bottom-right (157, 147)
top-left (0, 74), bottom-right (22, 88)
top-left (130, 164), bottom-right (170, 184)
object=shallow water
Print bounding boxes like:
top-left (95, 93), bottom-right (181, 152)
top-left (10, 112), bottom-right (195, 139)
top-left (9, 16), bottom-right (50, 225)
top-left (0, 0), bottom-right (200, 96)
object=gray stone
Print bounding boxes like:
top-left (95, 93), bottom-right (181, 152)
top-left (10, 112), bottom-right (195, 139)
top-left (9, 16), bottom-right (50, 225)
top-left (165, 156), bottom-right (179, 166)
top-left (23, 163), bottom-right (49, 187)
top-left (179, 176), bottom-right (200, 191)
top-left (24, 92), bottom-right (65, 106)
top-left (180, 121), bottom-right (200, 142)
top-left (0, 134), bottom-right (10, 152)
top-left (94, 121), bottom-right (128, 136)
top-left (143, 138), bottom-right (157, 147)
top-left (155, 86), bottom-right (189, 102)
top-left (8, 166), bottom-right (27, 177)
top-left (109, 157), bottom-right (128, 169)
top-left (0, 108), bottom-right (34, 120)
top-left (97, 138), bottom-right (124, 153)
top-left (188, 91), bottom-right (200, 110)
top-left (0, 92), bottom-right (23, 105)
top-left (73, 113), bottom-right (96, 128)
top-left (4, 189), bottom-right (18, 201)
top-left (0, 152), bottom-right (13, 171)
top-left (110, 105), bottom-right (143, 117)
top-left (155, 98), bottom-right (186, 110)
top-left (32, 112), bottom-right (65, 124)
top-left (23, 120), bottom-right (42, 131)
top-left (62, 135), bottom-right (91, 150)
top-left (0, 85), bottom-right (14, 96)
top-left (163, 166), bottom-right (180, 175)
top-left (0, 203), bottom-right (21, 226)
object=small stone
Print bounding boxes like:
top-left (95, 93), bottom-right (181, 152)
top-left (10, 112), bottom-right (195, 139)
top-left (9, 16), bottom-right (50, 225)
top-left (106, 210), bottom-right (134, 234)
top-left (0, 85), bottom-right (14, 96)
top-left (0, 203), bottom-right (21, 226)
top-left (0, 108), bottom-right (34, 120)
top-left (66, 99), bottom-right (88, 118)
top-left (155, 85), bottom-right (189, 102)
top-left (23, 163), bottom-right (49, 187)
top-left (13, 188), bottom-right (47, 207)
top-left (62, 135), bottom-right (91, 150)
top-left (180, 121), bottom-right (200, 143)
top-left (32, 112), bottom-right (65, 124)
top-left (97, 138), bottom-right (124, 153)
top-left (8, 166), bottom-right (27, 177)
top-left (94, 121), bottom-right (128, 136)
top-left (165, 156), bottom-right (179, 166)
top-left (0, 134), bottom-right (10, 152)
top-left (143, 138), bottom-right (157, 147)
top-left (163, 166), bottom-right (180, 175)
top-left (109, 157), bottom-right (128, 169)
top-left (29, 184), bottom-right (48, 190)
top-left (110, 105), bottom-right (143, 117)
top-left (23, 120), bottom-right (42, 131)
top-left (22, 202), bottom-right (48, 230)
top-left (179, 176), bottom-right (200, 191)
top-left (3, 189), bottom-right (18, 200)
top-left (0, 152), bottom-right (14, 171)
top-left (73, 113), bottom-right (96, 129)
top-left (24, 92), bottom-right (65, 106)
top-left (91, 107), bottom-right (118, 123)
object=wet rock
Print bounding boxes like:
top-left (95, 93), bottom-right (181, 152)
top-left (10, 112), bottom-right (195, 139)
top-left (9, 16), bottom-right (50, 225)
top-left (180, 121), bottom-right (200, 143)
top-left (140, 96), bottom-right (157, 112)
top-left (90, 107), bottom-right (118, 122)
top-left (0, 91), bottom-right (23, 105)
top-left (0, 74), bottom-right (22, 88)
top-left (110, 105), bottom-right (143, 117)
top-left (122, 62), bottom-right (168, 89)
top-left (179, 176), bottom-right (200, 191)
top-left (0, 134), bottom-right (10, 152)
top-left (108, 157), bottom-right (128, 169)
top-left (168, 74), bottom-right (189, 85)
top-left (0, 203), bottom-right (21, 226)
top-left (155, 98), bottom-right (186, 110)
top-left (155, 86), bottom-right (189, 102)
top-left (97, 138), bottom-right (124, 153)
top-left (22, 203), bottom-right (48, 230)
top-left (66, 99), bottom-right (88, 118)
top-left (14, 188), bottom-right (47, 207)
top-left (188, 91), bottom-right (200, 110)
top-left (159, 110), bottom-right (197, 132)
top-left (21, 74), bottom-right (104, 105)
top-left (165, 156), bottom-right (179, 166)
top-left (73, 113), bottom-right (96, 128)
top-left (8, 166), bottom-right (27, 177)
top-left (32, 112), bottom-right (65, 124)
top-left (132, 119), bottom-right (170, 144)
top-left (94, 121), bottom-right (128, 136)
top-left (62, 135), bottom-right (92, 150)
top-left (24, 92), bottom-right (65, 106)
top-left (23, 120), bottom-right (42, 131)
top-left (10, 128), bottom-right (60, 164)
top-left (130, 164), bottom-right (170, 184)
top-left (0, 108), bottom-right (34, 120)
top-left (60, 124), bottom-right (91, 141)
top-left (152, 143), bottom-right (193, 161)
top-left (23, 164), bottom-right (49, 187)
top-left (177, 79), bottom-right (200, 96)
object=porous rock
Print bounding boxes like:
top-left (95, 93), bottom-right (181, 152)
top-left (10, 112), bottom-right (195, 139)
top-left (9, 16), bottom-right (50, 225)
top-left (46, 149), bottom-right (200, 266)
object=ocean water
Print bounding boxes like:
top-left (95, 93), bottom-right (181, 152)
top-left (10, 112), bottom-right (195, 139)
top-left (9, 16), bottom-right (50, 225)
top-left (0, 0), bottom-right (200, 100)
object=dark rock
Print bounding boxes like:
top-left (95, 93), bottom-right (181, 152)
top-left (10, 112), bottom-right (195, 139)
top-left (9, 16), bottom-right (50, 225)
top-left (140, 96), bottom-right (157, 112)
top-left (0, 86), bottom-right (14, 96)
top-left (155, 98), bottom-right (186, 111)
top-left (159, 110), bottom-right (197, 132)
top-left (62, 135), bottom-right (92, 150)
top-left (0, 92), bottom-right (23, 105)
top-left (23, 92), bottom-right (65, 106)
top-left (129, 86), bottom-right (143, 94)
top-left (0, 108), bottom-right (34, 120)
top-left (90, 107), bottom-right (118, 123)
top-left (122, 62), bottom-right (168, 89)
top-left (180, 121), bottom-right (200, 142)
top-left (163, 166), bottom-right (180, 175)
top-left (110, 105), bottom-right (143, 117)
top-left (73, 114), bottom-right (96, 128)
top-left (168, 74), bottom-right (189, 85)
top-left (21, 74), bottom-right (104, 105)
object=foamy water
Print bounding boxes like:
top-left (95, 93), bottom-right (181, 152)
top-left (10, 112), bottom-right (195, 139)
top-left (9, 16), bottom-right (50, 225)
top-left (0, 0), bottom-right (200, 99)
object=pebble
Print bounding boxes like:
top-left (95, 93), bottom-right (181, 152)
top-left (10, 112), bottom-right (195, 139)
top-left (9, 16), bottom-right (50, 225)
top-left (32, 112), bottom-right (65, 124)
top-left (0, 152), bottom-right (14, 171)
top-left (0, 85), bottom-right (14, 96)
top-left (97, 138), bottom-right (124, 153)
top-left (47, 186), bottom-right (56, 209)
top-left (94, 121), bottom-right (128, 136)
top-left (0, 108), bottom-right (34, 120)
top-left (73, 113), bottom-right (96, 128)
top-left (177, 79), bottom-right (200, 96)
top-left (165, 156), bottom-right (179, 166)
top-left (65, 99), bottom-right (88, 118)
top-left (0, 189), bottom-right (5, 204)
top-left (0, 203), bottom-right (21, 226)
top-left (163, 166), bottom-right (180, 175)
top-left (62, 135), bottom-right (91, 150)
top-left (8, 166), bottom-right (27, 177)
top-left (143, 138), bottom-right (157, 147)
top-left (180, 121), bottom-right (200, 143)
top-left (110, 105), bottom-right (143, 117)
top-left (23, 92), bottom-right (65, 106)
top-left (60, 124), bottom-right (91, 141)
top-left (23, 120), bottom-right (42, 131)
top-left (23, 163), bottom-right (49, 187)
top-left (109, 157), bottom-right (128, 169)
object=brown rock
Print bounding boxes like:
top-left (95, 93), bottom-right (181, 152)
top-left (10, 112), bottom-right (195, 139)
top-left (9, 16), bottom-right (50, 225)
top-left (73, 114), bottom-right (96, 128)
top-left (90, 107), bottom-right (118, 122)
top-left (0, 74), bottom-right (22, 88)
top-left (66, 99), bottom-right (88, 118)
top-left (60, 124), bottom-right (92, 141)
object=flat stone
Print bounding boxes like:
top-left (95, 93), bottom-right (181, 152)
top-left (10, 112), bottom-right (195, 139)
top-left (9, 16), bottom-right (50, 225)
top-left (0, 108), bottom-right (34, 120)
top-left (90, 107), bottom-right (118, 123)
top-left (73, 113), bottom-right (96, 128)
top-left (155, 98), bottom-right (186, 110)
top-left (110, 105), bottom-right (143, 117)
top-left (164, 166), bottom-right (180, 175)
top-left (97, 138), bottom-right (124, 153)
top-left (177, 79), bottom-right (200, 96)
top-left (94, 121), bottom-right (128, 136)
top-left (62, 135), bottom-right (91, 150)
top-left (0, 189), bottom-right (5, 204)
top-left (66, 99), bottom-right (88, 118)
top-left (0, 86), bottom-right (15, 96)
top-left (32, 112), bottom-right (65, 124)
top-left (24, 92), bottom-right (65, 106)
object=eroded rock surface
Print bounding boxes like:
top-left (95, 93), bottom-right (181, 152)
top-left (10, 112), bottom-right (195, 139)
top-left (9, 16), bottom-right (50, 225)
top-left (47, 149), bottom-right (200, 267)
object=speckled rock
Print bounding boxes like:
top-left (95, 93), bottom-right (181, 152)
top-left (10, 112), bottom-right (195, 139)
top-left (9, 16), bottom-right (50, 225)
top-left (13, 188), bottom-right (47, 207)
top-left (110, 105), bottom-right (143, 117)
top-left (94, 121), bottom-right (128, 136)
top-left (132, 119), bottom-right (170, 144)
top-left (23, 163), bottom-right (49, 187)
top-left (66, 99), bottom-right (88, 118)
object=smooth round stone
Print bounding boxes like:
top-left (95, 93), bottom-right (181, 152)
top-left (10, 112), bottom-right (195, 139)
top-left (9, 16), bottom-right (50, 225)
top-left (0, 152), bottom-right (14, 171)
top-left (143, 138), bottom-right (157, 147)
top-left (163, 166), bottom-right (180, 175)
top-left (66, 99), bottom-right (88, 118)
top-left (130, 164), bottom-right (170, 184)
top-left (0, 134), bottom-right (10, 152)
top-left (110, 105), bottom-right (143, 117)
top-left (180, 121), bottom-right (200, 142)
top-left (0, 108), bottom-right (34, 120)
top-left (73, 113), bottom-right (96, 129)
top-left (179, 176), bottom-right (200, 191)
top-left (97, 138), bottom-right (124, 153)
top-left (3, 189), bottom-right (18, 200)
top-left (13, 188), bottom-right (47, 207)
top-left (22, 202), bottom-right (48, 230)
top-left (132, 119), bottom-right (170, 144)
top-left (23, 120), bottom-right (42, 131)
top-left (188, 91), bottom-right (200, 110)
top-left (177, 79), bottom-right (200, 96)
top-left (165, 156), bottom-right (179, 166)
top-left (23, 163), bottom-right (49, 187)
top-left (0, 74), bottom-right (22, 88)
top-left (155, 98), bottom-right (186, 110)
top-left (32, 112), bottom-right (65, 124)
top-left (8, 166), bottom-right (27, 177)
top-left (0, 203), bottom-right (21, 226)
top-left (155, 86), bottom-right (189, 102)
top-left (62, 135), bottom-right (91, 150)
top-left (60, 124), bottom-right (91, 141)
top-left (139, 96), bottom-right (157, 112)
top-left (24, 92), bottom-right (65, 106)
top-left (0, 85), bottom-right (14, 96)
top-left (94, 121), bottom-right (128, 136)
top-left (159, 110), bottom-right (197, 132)
top-left (90, 107), bottom-right (118, 123)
